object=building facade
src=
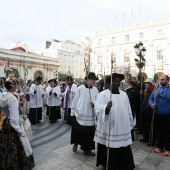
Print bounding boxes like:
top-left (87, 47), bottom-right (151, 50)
top-left (39, 39), bottom-right (86, 79)
top-left (91, 17), bottom-right (170, 84)
top-left (0, 46), bottom-right (59, 81)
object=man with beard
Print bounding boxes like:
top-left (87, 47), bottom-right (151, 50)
top-left (94, 73), bottom-right (135, 170)
top-left (149, 74), bottom-right (170, 156)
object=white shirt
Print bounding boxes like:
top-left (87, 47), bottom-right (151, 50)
top-left (63, 83), bottom-right (77, 108)
top-left (45, 85), bottom-right (50, 105)
top-left (46, 86), bottom-right (61, 106)
top-left (71, 84), bottom-right (99, 126)
top-left (94, 89), bottom-right (134, 148)
top-left (0, 92), bottom-right (21, 132)
top-left (29, 84), bottom-right (43, 108)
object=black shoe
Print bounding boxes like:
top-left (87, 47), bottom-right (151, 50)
top-left (31, 122), bottom-right (36, 125)
top-left (140, 139), bottom-right (148, 142)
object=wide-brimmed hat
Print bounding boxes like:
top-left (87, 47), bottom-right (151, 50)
top-left (36, 76), bottom-right (43, 82)
top-left (87, 72), bottom-right (98, 80)
top-left (144, 78), bottom-right (154, 85)
top-left (48, 79), bottom-right (57, 84)
top-left (106, 73), bottom-right (124, 84)
top-left (66, 76), bottom-right (73, 81)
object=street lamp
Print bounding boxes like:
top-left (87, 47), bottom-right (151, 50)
top-left (134, 42), bottom-right (146, 136)
top-left (134, 42), bottom-right (146, 62)
top-left (134, 42), bottom-right (146, 80)
top-left (123, 65), bottom-right (129, 83)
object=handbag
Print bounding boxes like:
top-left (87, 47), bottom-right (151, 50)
top-left (20, 135), bottom-right (33, 157)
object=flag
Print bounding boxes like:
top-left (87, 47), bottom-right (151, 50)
top-left (24, 69), bottom-right (28, 76)
top-left (139, 7), bottom-right (142, 15)
top-left (4, 66), bottom-right (6, 74)
top-left (131, 9), bottom-right (133, 17)
top-left (123, 12), bottom-right (126, 18)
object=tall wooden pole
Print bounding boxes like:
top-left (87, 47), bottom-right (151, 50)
top-left (106, 54), bottom-right (113, 170)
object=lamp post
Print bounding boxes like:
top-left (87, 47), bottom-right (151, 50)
top-left (123, 66), bottom-right (129, 83)
top-left (134, 42), bottom-right (146, 136)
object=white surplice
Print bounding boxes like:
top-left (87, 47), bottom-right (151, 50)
top-left (63, 83), bottom-right (77, 109)
top-left (71, 84), bottom-right (99, 126)
top-left (94, 89), bottom-right (134, 148)
top-left (29, 84), bottom-right (43, 108)
top-left (46, 86), bottom-right (61, 107)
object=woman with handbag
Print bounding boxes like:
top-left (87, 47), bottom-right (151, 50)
top-left (0, 78), bottom-right (35, 170)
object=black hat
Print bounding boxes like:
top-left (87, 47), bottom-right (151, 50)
top-left (87, 72), bottom-right (97, 80)
top-left (48, 79), bottom-right (57, 84)
top-left (36, 76), bottom-right (43, 82)
top-left (106, 73), bottom-right (124, 84)
top-left (66, 76), bottom-right (73, 81)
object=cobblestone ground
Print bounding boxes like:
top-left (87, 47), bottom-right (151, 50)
top-left (31, 114), bottom-right (170, 170)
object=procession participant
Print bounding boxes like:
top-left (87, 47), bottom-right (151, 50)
top-left (0, 78), bottom-right (35, 169)
top-left (140, 78), bottom-right (155, 146)
top-left (45, 81), bottom-right (51, 116)
top-left (71, 72), bottom-right (99, 156)
top-left (95, 80), bottom-right (100, 91)
top-left (63, 76), bottom-right (77, 125)
top-left (0, 77), bottom-right (6, 93)
top-left (94, 73), bottom-right (135, 170)
top-left (149, 74), bottom-right (170, 156)
top-left (29, 76), bottom-right (44, 125)
top-left (46, 79), bottom-right (61, 123)
top-left (126, 79), bottom-right (136, 141)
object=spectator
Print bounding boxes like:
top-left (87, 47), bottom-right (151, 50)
top-left (149, 74), bottom-right (170, 156)
top-left (140, 78), bottom-right (155, 146)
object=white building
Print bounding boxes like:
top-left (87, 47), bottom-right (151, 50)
top-left (0, 43), bottom-right (59, 81)
top-left (39, 39), bottom-right (86, 79)
top-left (91, 17), bottom-right (170, 84)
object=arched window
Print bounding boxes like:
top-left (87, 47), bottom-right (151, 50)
top-left (156, 46), bottom-right (164, 60)
top-left (124, 50), bottom-right (130, 62)
top-left (98, 55), bottom-right (102, 64)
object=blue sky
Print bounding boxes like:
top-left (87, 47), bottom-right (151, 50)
top-left (0, 0), bottom-right (170, 51)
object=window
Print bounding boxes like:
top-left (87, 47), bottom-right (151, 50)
top-left (157, 30), bottom-right (163, 36)
top-left (98, 39), bottom-right (102, 46)
top-left (98, 66), bottom-right (102, 72)
top-left (157, 50), bottom-right (163, 60)
top-left (98, 56), bottom-right (102, 64)
top-left (125, 35), bottom-right (129, 41)
top-left (112, 37), bottom-right (116, 44)
top-left (139, 32), bottom-right (144, 39)
top-left (124, 53), bottom-right (130, 62)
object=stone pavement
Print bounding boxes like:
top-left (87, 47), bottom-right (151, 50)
top-left (31, 115), bottom-right (170, 170)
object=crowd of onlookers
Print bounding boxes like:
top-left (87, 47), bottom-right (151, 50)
top-left (94, 74), bottom-right (170, 156)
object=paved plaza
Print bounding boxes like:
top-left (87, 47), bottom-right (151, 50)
top-left (31, 114), bottom-right (170, 170)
